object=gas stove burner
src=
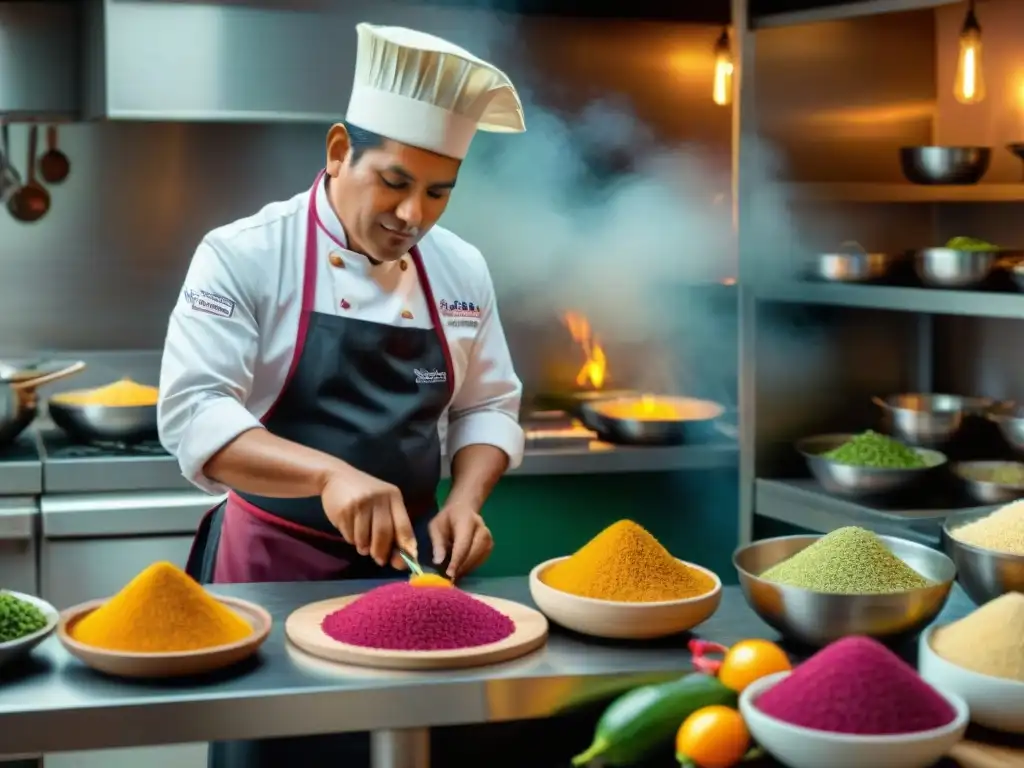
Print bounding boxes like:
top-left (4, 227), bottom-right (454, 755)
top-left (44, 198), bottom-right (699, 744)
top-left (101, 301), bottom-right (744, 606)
top-left (45, 436), bottom-right (169, 460)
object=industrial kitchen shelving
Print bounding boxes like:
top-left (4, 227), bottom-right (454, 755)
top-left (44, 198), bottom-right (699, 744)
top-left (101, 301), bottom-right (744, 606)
top-left (733, 0), bottom-right (1024, 544)
top-left (755, 281), bottom-right (1024, 319)
top-left (782, 182), bottom-right (1024, 204)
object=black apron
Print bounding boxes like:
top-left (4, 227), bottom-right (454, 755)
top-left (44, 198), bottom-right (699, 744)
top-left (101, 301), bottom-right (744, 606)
top-left (185, 171), bottom-right (454, 767)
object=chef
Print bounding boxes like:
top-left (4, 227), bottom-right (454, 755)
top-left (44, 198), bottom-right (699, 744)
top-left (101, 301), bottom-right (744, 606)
top-left (158, 22), bottom-right (526, 767)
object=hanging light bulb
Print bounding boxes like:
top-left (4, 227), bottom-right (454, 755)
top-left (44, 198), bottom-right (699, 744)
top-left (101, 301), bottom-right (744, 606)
top-left (953, 0), bottom-right (985, 105)
top-left (712, 28), bottom-right (734, 107)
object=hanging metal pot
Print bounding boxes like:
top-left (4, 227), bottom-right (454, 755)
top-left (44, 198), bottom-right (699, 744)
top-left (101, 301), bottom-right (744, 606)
top-left (0, 361), bottom-right (86, 447)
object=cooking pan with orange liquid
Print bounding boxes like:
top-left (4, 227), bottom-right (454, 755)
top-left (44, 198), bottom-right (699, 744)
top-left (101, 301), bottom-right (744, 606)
top-left (580, 394), bottom-right (725, 446)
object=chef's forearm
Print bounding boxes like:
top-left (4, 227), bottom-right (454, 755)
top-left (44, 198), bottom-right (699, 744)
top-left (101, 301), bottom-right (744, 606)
top-left (446, 444), bottom-right (509, 511)
top-left (204, 428), bottom-right (349, 498)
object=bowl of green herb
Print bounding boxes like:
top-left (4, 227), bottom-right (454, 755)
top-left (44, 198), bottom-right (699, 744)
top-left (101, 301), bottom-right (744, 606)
top-left (796, 431), bottom-right (947, 499)
top-left (733, 529), bottom-right (955, 646)
top-left (0, 590), bottom-right (58, 667)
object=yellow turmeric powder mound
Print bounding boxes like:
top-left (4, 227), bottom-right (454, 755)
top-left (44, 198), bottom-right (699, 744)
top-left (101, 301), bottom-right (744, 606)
top-left (541, 520), bottom-right (716, 602)
top-left (71, 561), bottom-right (253, 653)
top-left (52, 378), bottom-right (159, 407)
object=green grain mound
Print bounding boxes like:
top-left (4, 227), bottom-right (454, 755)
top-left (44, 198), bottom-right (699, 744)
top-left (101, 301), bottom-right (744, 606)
top-left (760, 526), bottom-right (931, 594)
top-left (0, 592), bottom-right (48, 643)
top-left (823, 430), bottom-right (927, 469)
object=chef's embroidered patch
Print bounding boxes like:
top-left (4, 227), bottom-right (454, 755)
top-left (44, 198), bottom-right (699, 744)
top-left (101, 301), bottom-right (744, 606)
top-left (439, 299), bottom-right (481, 318)
top-left (184, 287), bottom-right (235, 318)
top-left (414, 368), bottom-right (447, 384)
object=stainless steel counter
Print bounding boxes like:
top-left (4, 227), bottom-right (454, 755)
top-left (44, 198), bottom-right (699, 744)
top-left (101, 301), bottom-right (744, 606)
top-left (0, 436), bottom-right (42, 496)
top-left (0, 578), bottom-right (973, 756)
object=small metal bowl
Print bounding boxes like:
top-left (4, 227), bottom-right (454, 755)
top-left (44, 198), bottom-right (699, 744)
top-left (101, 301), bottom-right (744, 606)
top-left (733, 534), bottom-right (956, 646)
top-left (988, 404), bottom-right (1024, 453)
top-left (1011, 262), bottom-right (1024, 292)
top-left (48, 401), bottom-right (157, 444)
top-left (952, 461), bottom-right (1024, 505)
top-left (943, 509), bottom-right (1024, 605)
top-left (899, 146), bottom-right (991, 185)
top-left (873, 393), bottom-right (994, 446)
top-left (914, 248), bottom-right (997, 288)
top-left (807, 244), bottom-right (902, 284)
top-left (796, 433), bottom-right (947, 499)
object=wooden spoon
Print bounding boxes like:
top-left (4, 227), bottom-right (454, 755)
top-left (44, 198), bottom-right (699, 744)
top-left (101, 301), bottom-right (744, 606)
top-left (39, 125), bottom-right (70, 184)
top-left (8, 126), bottom-right (50, 223)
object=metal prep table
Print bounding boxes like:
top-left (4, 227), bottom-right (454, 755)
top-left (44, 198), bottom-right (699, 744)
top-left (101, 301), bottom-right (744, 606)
top-left (0, 579), bottom-right (976, 767)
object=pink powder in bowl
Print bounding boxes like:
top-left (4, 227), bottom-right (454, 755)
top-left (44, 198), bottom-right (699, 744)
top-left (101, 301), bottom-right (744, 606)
top-left (321, 583), bottom-right (516, 651)
top-left (756, 636), bottom-right (956, 735)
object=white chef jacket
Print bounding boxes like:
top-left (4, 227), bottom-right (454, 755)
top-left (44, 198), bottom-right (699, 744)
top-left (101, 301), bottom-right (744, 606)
top-left (158, 178), bottom-right (524, 496)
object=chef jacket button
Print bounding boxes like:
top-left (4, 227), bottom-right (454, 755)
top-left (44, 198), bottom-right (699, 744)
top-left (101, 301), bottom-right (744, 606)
top-left (328, 252), bottom-right (345, 268)
top-left (399, 259), bottom-right (408, 271)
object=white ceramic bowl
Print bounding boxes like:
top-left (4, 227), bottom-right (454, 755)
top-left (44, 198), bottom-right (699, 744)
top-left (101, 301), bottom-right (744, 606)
top-left (0, 591), bottom-right (59, 668)
top-left (527, 556), bottom-right (722, 640)
top-left (919, 625), bottom-right (1024, 734)
top-left (739, 671), bottom-right (969, 768)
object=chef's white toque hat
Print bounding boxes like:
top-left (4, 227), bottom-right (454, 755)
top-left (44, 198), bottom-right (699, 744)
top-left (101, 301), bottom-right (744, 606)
top-left (346, 22), bottom-right (526, 160)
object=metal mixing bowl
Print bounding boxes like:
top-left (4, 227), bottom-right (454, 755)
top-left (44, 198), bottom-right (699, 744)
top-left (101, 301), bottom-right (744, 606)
top-left (899, 146), bottom-right (991, 185)
top-left (873, 393), bottom-right (994, 446)
top-left (48, 401), bottom-right (157, 443)
top-left (988, 404), bottom-right (1024, 453)
top-left (807, 243), bottom-right (903, 284)
top-left (952, 461), bottom-right (1024, 505)
top-left (943, 509), bottom-right (1024, 605)
top-left (734, 534), bottom-right (955, 646)
top-left (914, 248), bottom-right (997, 288)
top-left (796, 433), bottom-right (947, 499)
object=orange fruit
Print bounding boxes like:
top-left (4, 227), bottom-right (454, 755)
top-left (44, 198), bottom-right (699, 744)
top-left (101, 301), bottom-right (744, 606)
top-left (717, 639), bottom-right (791, 693)
top-left (675, 705), bottom-right (750, 768)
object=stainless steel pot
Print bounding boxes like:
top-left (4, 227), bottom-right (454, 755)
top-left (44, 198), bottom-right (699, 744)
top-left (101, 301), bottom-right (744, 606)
top-left (0, 362), bottom-right (86, 446)
top-left (872, 393), bottom-right (994, 446)
top-left (48, 401), bottom-right (157, 444)
top-left (808, 241), bottom-right (900, 283)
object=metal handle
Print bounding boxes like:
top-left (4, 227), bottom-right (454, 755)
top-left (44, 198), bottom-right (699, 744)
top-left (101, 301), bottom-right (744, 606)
top-left (11, 361), bottom-right (85, 392)
top-left (0, 504), bottom-right (36, 541)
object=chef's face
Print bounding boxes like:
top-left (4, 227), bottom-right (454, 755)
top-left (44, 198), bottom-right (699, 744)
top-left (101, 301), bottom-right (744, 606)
top-left (325, 124), bottom-right (461, 262)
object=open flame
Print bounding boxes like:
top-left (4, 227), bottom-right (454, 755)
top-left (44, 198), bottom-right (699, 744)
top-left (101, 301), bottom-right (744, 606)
top-left (562, 311), bottom-right (607, 390)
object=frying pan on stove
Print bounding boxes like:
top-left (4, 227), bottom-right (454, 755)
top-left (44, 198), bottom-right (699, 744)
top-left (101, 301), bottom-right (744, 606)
top-left (580, 395), bottom-right (726, 446)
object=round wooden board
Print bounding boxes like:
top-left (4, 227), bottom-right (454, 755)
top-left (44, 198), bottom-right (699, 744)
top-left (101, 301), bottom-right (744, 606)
top-left (285, 592), bottom-right (549, 671)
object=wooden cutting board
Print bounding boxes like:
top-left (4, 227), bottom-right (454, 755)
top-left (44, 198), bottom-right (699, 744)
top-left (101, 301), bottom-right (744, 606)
top-left (949, 740), bottom-right (1024, 768)
top-left (285, 593), bottom-right (548, 671)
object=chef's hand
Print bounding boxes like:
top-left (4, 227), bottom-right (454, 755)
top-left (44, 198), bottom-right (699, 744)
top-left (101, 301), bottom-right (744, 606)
top-left (321, 468), bottom-right (416, 570)
top-left (428, 503), bottom-right (493, 579)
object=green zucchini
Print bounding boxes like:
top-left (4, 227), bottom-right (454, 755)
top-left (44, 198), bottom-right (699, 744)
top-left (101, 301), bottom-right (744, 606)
top-left (571, 673), bottom-right (738, 767)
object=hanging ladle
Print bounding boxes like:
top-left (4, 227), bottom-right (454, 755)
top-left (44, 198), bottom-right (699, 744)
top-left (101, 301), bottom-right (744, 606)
top-left (39, 125), bottom-right (70, 184)
top-left (0, 121), bottom-right (20, 205)
top-left (8, 125), bottom-right (50, 223)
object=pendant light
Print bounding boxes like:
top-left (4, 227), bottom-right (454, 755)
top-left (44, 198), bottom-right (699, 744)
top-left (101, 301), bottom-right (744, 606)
top-left (953, 0), bottom-right (985, 105)
top-left (712, 28), bottom-right (734, 107)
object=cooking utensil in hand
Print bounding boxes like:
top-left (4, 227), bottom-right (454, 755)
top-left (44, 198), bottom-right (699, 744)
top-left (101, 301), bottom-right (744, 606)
top-left (0, 361), bottom-right (86, 447)
top-left (396, 548), bottom-right (423, 575)
top-left (899, 146), bottom-right (991, 185)
top-left (38, 125), bottom-right (69, 184)
top-left (0, 121), bottom-right (21, 206)
top-left (808, 241), bottom-right (900, 283)
top-left (8, 126), bottom-right (50, 223)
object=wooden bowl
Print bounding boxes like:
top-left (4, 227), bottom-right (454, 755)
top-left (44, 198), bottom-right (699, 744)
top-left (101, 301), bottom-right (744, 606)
top-left (528, 557), bottom-right (722, 640)
top-left (57, 595), bottom-right (272, 678)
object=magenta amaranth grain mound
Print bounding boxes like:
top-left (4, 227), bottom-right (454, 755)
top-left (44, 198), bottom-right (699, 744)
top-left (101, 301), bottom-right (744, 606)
top-left (755, 636), bottom-right (956, 735)
top-left (321, 583), bottom-right (516, 651)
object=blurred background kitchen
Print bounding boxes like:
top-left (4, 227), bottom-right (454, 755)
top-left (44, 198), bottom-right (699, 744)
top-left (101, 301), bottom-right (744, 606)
top-left (6, 0), bottom-right (1024, 764)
